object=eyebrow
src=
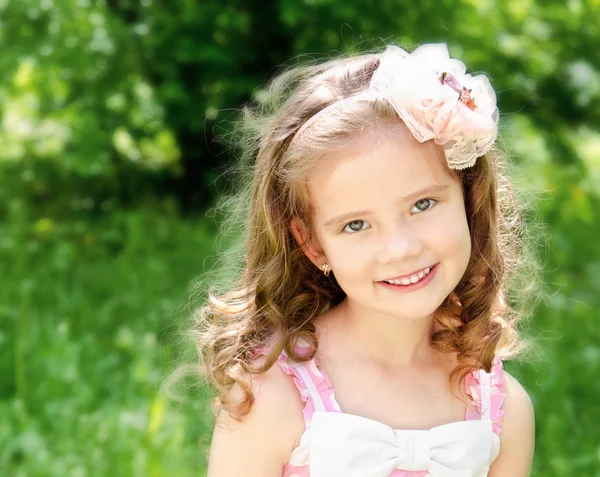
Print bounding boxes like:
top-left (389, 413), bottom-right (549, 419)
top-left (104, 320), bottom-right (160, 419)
top-left (323, 184), bottom-right (450, 228)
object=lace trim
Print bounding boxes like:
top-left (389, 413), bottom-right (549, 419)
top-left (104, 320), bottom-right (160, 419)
top-left (464, 356), bottom-right (505, 435)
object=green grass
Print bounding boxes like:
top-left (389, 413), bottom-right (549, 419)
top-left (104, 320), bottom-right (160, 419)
top-left (1, 203), bottom-right (216, 477)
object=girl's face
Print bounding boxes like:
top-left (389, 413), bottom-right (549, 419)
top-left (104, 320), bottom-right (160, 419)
top-left (294, 125), bottom-right (471, 321)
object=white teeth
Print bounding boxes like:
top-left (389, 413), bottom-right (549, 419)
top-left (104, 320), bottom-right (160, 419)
top-left (384, 266), bottom-right (432, 286)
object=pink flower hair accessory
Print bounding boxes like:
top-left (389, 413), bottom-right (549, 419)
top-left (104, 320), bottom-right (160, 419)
top-left (291, 43), bottom-right (499, 170)
top-left (370, 43), bottom-right (499, 170)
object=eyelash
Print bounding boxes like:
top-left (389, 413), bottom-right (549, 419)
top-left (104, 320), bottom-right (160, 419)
top-left (341, 198), bottom-right (439, 234)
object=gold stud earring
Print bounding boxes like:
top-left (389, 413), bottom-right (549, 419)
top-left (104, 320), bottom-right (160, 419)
top-left (321, 264), bottom-right (331, 277)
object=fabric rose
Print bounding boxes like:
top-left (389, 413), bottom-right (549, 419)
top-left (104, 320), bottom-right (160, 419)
top-left (370, 43), bottom-right (499, 169)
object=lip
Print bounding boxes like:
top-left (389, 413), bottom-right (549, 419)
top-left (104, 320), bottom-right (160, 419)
top-left (378, 263), bottom-right (439, 292)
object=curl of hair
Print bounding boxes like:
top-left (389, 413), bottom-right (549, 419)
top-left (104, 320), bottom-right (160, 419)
top-left (191, 44), bottom-right (545, 423)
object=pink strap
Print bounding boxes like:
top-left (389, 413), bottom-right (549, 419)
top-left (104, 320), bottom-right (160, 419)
top-left (465, 356), bottom-right (506, 434)
top-left (274, 350), bottom-right (342, 427)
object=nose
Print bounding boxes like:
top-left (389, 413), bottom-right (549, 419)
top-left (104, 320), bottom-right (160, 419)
top-left (377, 222), bottom-right (424, 264)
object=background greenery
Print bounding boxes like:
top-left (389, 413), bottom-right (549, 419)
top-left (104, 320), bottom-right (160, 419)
top-left (1, 0), bottom-right (599, 475)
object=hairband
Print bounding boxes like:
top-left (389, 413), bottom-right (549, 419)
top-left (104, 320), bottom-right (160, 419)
top-left (291, 43), bottom-right (499, 170)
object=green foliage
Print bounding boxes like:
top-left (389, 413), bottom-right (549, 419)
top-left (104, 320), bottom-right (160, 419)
top-left (1, 205), bottom-right (216, 476)
top-left (1, 0), bottom-right (600, 475)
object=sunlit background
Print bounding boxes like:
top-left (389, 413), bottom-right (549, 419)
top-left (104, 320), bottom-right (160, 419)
top-left (1, 0), bottom-right (599, 476)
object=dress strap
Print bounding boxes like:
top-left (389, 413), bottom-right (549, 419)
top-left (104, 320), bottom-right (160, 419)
top-left (269, 344), bottom-right (342, 428)
top-left (278, 351), bottom-right (327, 412)
top-left (478, 369), bottom-right (492, 419)
top-left (465, 356), bottom-right (506, 434)
top-left (251, 346), bottom-right (326, 411)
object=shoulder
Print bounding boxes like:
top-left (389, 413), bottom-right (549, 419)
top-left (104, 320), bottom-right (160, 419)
top-left (502, 370), bottom-right (535, 418)
top-left (500, 370), bottom-right (535, 437)
top-left (488, 369), bottom-right (535, 477)
top-left (207, 354), bottom-right (306, 477)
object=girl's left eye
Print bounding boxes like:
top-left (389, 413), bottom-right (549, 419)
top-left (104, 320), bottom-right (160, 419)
top-left (342, 219), bottom-right (370, 233)
top-left (412, 198), bottom-right (437, 213)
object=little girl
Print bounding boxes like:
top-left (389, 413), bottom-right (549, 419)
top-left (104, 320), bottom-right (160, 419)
top-left (198, 42), bottom-right (539, 476)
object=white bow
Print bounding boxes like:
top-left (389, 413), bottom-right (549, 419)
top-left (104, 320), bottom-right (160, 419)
top-left (310, 411), bottom-right (496, 477)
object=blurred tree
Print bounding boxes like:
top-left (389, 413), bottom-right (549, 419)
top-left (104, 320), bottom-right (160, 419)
top-left (1, 0), bottom-right (598, 212)
top-left (105, 0), bottom-right (295, 210)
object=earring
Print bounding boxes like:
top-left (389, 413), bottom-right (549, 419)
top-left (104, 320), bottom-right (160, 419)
top-left (321, 263), bottom-right (331, 277)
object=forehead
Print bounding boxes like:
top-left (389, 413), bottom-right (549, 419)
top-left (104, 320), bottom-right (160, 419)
top-left (307, 127), bottom-right (455, 212)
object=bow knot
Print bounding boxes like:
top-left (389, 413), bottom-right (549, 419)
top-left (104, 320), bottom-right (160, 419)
top-left (394, 429), bottom-right (431, 470)
top-left (310, 411), bottom-right (497, 477)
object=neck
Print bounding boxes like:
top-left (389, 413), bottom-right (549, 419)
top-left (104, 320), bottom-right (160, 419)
top-left (329, 297), bottom-right (437, 368)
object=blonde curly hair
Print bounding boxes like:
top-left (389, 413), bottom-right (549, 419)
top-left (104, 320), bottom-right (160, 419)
top-left (191, 45), bottom-right (544, 423)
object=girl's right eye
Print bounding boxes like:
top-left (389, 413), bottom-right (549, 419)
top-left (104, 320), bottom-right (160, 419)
top-left (342, 220), bottom-right (369, 233)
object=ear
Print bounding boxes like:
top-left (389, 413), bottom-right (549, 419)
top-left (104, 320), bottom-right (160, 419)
top-left (289, 216), bottom-right (327, 268)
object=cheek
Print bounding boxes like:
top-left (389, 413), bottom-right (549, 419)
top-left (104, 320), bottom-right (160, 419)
top-left (323, 238), bottom-right (373, 280)
top-left (439, 208), bottom-right (471, 262)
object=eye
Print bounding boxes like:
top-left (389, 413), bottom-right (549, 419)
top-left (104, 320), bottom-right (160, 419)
top-left (412, 198), bottom-right (437, 213)
top-left (342, 219), bottom-right (370, 234)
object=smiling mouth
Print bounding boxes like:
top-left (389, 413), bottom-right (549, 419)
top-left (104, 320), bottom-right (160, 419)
top-left (381, 264), bottom-right (436, 286)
